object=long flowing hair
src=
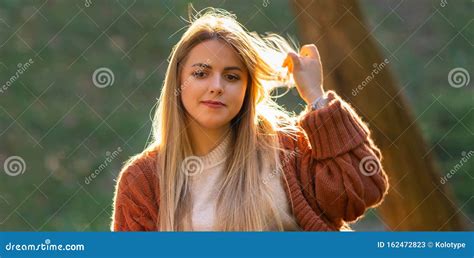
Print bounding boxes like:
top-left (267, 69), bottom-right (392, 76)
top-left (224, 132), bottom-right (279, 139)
top-left (133, 7), bottom-right (302, 231)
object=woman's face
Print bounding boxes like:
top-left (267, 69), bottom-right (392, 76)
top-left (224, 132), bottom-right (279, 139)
top-left (180, 39), bottom-right (249, 130)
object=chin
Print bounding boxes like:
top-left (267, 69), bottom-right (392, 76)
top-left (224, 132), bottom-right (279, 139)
top-left (196, 117), bottom-right (230, 130)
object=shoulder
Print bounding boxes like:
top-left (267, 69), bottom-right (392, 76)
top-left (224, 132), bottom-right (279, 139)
top-left (115, 145), bottom-right (160, 199)
top-left (112, 146), bottom-right (160, 231)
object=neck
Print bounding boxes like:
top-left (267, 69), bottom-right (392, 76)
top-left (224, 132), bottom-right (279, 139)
top-left (187, 119), bottom-right (231, 156)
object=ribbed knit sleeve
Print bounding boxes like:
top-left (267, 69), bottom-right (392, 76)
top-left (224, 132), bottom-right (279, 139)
top-left (111, 159), bottom-right (158, 231)
top-left (296, 90), bottom-right (389, 227)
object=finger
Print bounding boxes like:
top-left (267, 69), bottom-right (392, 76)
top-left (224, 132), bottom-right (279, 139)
top-left (288, 52), bottom-right (301, 71)
top-left (282, 54), bottom-right (293, 74)
top-left (300, 44), bottom-right (320, 60)
top-left (282, 54), bottom-right (290, 68)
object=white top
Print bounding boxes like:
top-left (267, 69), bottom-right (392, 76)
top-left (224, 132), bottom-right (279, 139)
top-left (187, 134), bottom-right (300, 231)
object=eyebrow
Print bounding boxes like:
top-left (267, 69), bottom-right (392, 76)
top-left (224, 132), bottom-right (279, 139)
top-left (191, 63), bottom-right (242, 72)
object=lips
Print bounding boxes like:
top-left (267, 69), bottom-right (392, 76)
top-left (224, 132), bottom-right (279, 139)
top-left (201, 100), bottom-right (226, 108)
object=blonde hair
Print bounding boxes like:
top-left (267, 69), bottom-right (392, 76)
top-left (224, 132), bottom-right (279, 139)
top-left (141, 7), bottom-right (302, 231)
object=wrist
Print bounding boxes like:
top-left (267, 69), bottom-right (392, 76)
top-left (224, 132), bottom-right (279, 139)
top-left (304, 88), bottom-right (324, 105)
top-left (307, 92), bottom-right (328, 111)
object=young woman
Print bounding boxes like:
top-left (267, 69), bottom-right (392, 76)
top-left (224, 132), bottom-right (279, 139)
top-left (111, 8), bottom-right (389, 231)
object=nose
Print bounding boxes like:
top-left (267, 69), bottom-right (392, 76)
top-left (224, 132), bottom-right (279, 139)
top-left (209, 74), bottom-right (224, 95)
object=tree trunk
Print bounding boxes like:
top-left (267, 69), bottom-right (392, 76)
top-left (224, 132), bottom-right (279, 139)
top-left (290, 0), bottom-right (466, 230)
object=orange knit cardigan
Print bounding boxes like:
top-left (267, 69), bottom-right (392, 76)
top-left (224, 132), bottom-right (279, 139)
top-left (111, 91), bottom-right (389, 231)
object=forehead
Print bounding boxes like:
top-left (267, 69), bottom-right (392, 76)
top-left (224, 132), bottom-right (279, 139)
top-left (184, 39), bottom-right (245, 68)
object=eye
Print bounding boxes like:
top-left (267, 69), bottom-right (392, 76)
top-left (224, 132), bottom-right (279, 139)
top-left (192, 71), bottom-right (207, 79)
top-left (225, 74), bottom-right (240, 82)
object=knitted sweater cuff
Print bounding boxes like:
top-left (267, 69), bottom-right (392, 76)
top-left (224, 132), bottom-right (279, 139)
top-left (299, 90), bottom-right (370, 159)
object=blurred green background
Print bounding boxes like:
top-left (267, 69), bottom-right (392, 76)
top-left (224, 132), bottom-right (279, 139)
top-left (0, 0), bottom-right (472, 231)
